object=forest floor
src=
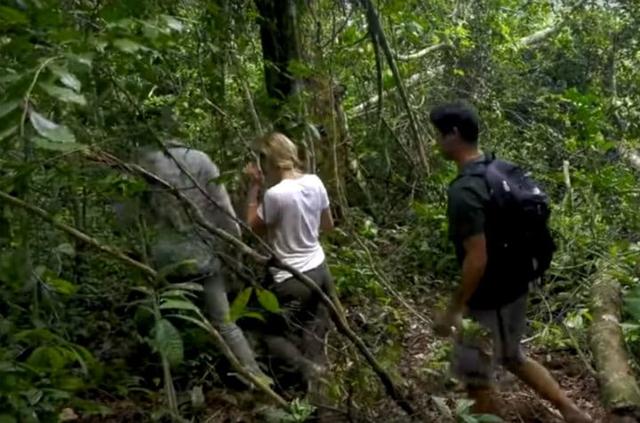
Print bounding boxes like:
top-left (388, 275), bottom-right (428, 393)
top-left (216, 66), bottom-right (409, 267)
top-left (80, 299), bottom-right (607, 423)
top-left (369, 297), bottom-right (608, 423)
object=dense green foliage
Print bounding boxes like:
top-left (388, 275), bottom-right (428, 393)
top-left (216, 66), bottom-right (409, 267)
top-left (1, 0), bottom-right (639, 421)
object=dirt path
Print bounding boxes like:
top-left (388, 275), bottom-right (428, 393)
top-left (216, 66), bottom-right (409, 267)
top-left (80, 299), bottom-right (608, 422)
top-left (382, 304), bottom-right (608, 422)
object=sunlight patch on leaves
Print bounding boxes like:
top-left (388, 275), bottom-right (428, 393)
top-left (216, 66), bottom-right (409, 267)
top-left (113, 39), bottom-right (147, 54)
top-left (29, 110), bottom-right (75, 143)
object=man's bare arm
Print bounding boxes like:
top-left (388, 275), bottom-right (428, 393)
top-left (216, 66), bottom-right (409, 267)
top-left (450, 233), bottom-right (487, 313)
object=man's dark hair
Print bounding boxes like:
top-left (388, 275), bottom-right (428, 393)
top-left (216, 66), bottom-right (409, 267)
top-left (429, 101), bottom-right (480, 144)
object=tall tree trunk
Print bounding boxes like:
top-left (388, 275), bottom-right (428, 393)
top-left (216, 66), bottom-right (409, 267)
top-left (254, 0), bottom-right (302, 122)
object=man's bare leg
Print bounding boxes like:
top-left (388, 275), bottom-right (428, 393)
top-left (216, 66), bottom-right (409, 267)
top-left (507, 357), bottom-right (592, 423)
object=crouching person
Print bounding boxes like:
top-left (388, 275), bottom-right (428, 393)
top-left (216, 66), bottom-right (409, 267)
top-left (137, 143), bottom-right (270, 385)
top-left (244, 132), bottom-right (338, 398)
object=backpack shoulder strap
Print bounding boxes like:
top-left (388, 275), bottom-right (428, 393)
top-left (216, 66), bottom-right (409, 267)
top-left (459, 153), bottom-right (495, 179)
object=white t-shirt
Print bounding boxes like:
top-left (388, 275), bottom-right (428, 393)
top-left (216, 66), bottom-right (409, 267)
top-left (257, 174), bottom-right (330, 283)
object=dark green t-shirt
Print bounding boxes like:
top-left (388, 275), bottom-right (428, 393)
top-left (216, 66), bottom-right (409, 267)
top-left (447, 156), bottom-right (528, 309)
top-left (447, 158), bottom-right (490, 263)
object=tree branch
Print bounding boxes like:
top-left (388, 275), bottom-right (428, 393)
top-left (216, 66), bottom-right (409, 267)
top-left (0, 190), bottom-right (158, 278)
top-left (395, 42), bottom-right (449, 61)
top-left (518, 25), bottom-right (561, 47)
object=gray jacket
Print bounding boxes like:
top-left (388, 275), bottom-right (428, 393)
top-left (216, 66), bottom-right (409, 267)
top-left (120, 145), bottom-right (240, 275)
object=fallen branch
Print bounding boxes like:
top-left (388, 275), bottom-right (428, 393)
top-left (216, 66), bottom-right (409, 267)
top-left (590, 261), bottom-right (640, 420)
top-left (90, 150), bottom-right (417, 417)
top-left (0, 189), bottom-right (288, 409)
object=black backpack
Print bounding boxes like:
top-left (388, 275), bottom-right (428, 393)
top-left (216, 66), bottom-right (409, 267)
top-left (476, 155), bottom-right (556, 285)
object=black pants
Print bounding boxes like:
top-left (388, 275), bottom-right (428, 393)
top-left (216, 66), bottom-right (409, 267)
top-left (263, 262), bottom-right (336, 389)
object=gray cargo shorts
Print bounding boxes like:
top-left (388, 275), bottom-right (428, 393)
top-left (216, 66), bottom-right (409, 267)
top-left (452, 293), bottom-right (528, 387)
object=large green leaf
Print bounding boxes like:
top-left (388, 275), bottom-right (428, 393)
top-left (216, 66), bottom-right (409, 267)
top-left (32, 137), bottom-right (86, 152)
top-left (257, 288), bottom-right (280, 313)
top-left (229, 287), bottom-right (253, 322)
top-left (162, 15), bottom-right (184, 32)
top-left (0, 99), bottom-right (20, 119)
top-left (164, 282), bottom-right (203, 293)
top-left (0, 125), bottom-right (17, 142)
top-left (69, 345), bottom-right (95, 376)
top-left (29, 110), bottom-right (75, 143)
top-left (48, 66), bottom-right (82, 92)
top-left (39, 83), bottom-right (87, 106)
top-left (66, 53), bottom-right (93, 68)
top-left (45, 277), bottom-right (78, 296)
top-left (56, 375), bottom-right (85, 392)
top-left (0, 6), bottom-right (28, 26)
top-left (55, 243), bottom-right (76, 256)
top-left (158, 299), bottom-right (202, 315)
top-left (25, 388), bottom-right (42, 406)
top-left (14, 328), bottom-right (60, 344)
top-left (160, 290), bottom-right (195, 300)
top-left (26, 346), bottom-right (68, 371)
top-left (157, 259), bottom-right (198, 281)
top-left (113, 38), bottom-right (147, 53)
top-left (241, 311), bottom-right (266, 322)
top-left (152, 319), bottom-right (183, 368)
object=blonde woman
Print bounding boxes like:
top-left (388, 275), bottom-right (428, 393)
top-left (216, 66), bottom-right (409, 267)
top-left (244, 132), bottom-right (336, 392)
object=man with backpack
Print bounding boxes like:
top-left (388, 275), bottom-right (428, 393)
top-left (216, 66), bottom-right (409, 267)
top-left (429, 102), bottom-right (591, 422)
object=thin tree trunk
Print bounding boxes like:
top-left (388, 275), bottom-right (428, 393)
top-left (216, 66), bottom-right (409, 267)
top-left (254, 0), bottom-right (302, 121)
top-left (360, 0), bottom-right (429, 173)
